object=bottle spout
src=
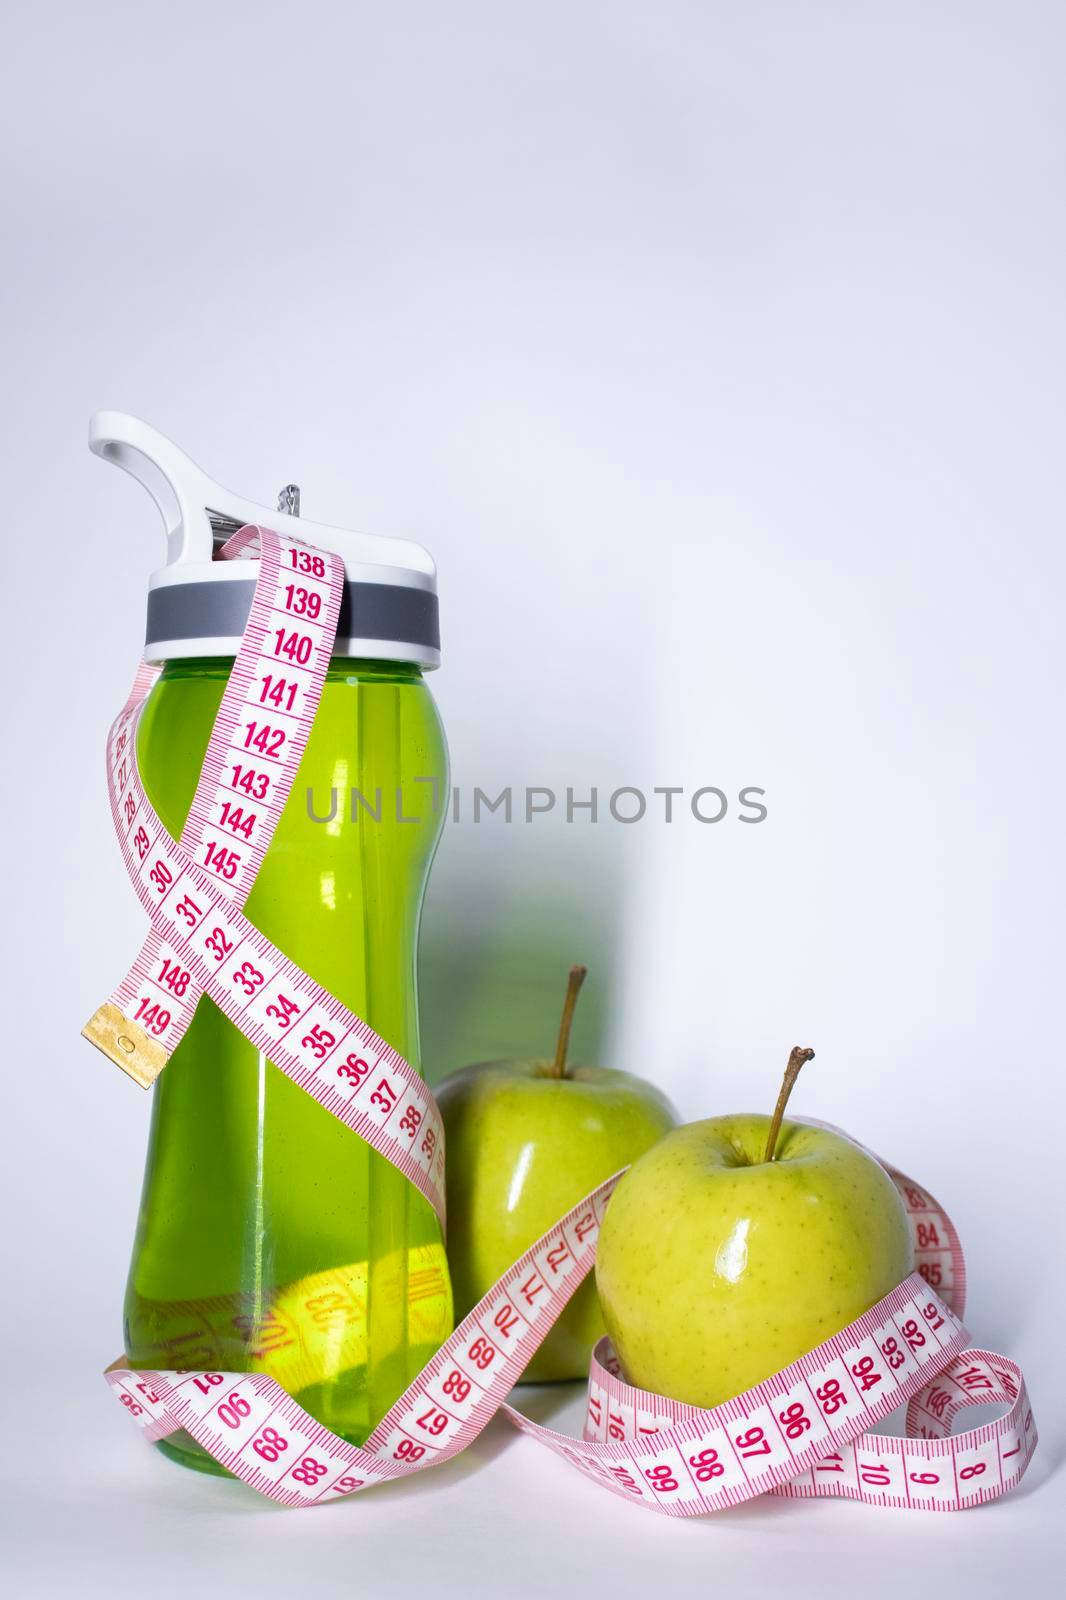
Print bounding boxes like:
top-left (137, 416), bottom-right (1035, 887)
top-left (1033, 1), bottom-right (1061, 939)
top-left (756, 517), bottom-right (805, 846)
top-left (89, 411), bottom-right (437, 585)
top-left (91, 411), bottom-right (441, 667)
top-left (90, 411), bottom-right (218, 565)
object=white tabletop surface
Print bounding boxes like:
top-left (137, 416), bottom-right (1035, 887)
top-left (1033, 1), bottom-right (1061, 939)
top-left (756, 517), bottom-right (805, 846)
top-left (3, 1354), bottom-right (1059, 1600)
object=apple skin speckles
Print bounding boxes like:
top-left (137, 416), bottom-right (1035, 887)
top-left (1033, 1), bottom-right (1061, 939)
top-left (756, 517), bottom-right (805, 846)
top-left (594, 1113), bottom-right (914, 1409)
top-left (438, 1059), bottom-right (678, 1381)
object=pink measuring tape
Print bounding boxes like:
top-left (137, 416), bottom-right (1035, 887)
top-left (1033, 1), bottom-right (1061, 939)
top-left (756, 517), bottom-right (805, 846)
top-left (87, 528), bottom-right (1038, 1515)
top-left (83, 526), bottom-right (445, 1221)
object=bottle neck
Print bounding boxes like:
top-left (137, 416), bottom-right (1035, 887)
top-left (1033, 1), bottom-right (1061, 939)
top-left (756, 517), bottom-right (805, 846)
top-left (156, 655), bottom-right (426, 684)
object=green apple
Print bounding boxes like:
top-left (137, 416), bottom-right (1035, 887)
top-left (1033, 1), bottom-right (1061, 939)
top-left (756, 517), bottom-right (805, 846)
top-left (595, 1047), bottom-right (914, 1408)
top-left (437, 966), bottom-right (677, 1381)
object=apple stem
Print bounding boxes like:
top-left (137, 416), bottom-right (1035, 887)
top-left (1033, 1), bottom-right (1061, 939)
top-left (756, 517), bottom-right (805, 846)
top-left (763, 1045), bottom-right (816, 1162)
top-left (549, 965), bottom-right (588, 1079)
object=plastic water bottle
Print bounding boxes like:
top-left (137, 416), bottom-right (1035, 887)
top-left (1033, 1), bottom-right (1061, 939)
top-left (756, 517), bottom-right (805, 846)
top-left (93, 415), bottom-right (452, 1472)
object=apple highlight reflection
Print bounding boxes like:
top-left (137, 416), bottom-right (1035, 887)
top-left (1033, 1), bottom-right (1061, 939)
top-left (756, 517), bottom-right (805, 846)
top-left (714, 1217), bottom-right (750, 1284)
top-left (437, 968), bottom-right (678, 1383)
top-left (595, 1051), bottom-right (914, 1409)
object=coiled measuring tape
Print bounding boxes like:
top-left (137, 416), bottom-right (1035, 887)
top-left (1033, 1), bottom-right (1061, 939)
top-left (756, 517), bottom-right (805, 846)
top-left (87, 527), bottom-right (1037, 1515)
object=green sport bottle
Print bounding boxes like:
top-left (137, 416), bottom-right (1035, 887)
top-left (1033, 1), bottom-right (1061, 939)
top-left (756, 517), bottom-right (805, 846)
top-left (92, 413), bottom-right (452, 1473)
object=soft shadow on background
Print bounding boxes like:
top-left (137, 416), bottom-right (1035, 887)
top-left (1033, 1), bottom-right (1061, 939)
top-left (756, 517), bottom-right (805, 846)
top-left (418, 815), bottom-right (623, 1084)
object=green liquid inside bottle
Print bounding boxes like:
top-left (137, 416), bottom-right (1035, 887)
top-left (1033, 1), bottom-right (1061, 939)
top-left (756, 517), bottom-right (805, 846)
top-left (124, 656), bottom-right (452, 1473)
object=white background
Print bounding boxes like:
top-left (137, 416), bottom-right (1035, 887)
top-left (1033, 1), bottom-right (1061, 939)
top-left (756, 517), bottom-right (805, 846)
top-left (2, 2), bottom-right (1063, 1594)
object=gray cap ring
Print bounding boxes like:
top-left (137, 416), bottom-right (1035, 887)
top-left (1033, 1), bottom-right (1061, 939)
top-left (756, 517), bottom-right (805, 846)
top-left (146, 578), bottom-right (440, 656)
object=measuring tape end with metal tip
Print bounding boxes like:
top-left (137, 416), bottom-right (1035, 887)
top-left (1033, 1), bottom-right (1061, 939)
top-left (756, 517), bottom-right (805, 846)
top-left (82, 1002), bottom-right (166, 1087)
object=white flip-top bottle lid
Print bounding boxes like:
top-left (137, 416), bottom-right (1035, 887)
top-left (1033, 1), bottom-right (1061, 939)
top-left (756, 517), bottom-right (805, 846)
top-left (91, 412), bottom-right (440, 668)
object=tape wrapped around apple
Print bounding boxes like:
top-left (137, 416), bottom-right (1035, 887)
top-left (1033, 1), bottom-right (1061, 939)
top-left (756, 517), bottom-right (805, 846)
top-left (444, 1013), bottom-right (916, 1402)
top-left (594, 1047), bottom-right (915, 1407)
top-left (437, 966), bottom-right (678, 1381)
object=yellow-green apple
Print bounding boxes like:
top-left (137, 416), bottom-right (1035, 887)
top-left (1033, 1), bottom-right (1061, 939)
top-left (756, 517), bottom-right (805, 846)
top-left (595, 1047), bottom-right (913, 1407)
top-left (437, 967), bottom-right (677, 1380)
